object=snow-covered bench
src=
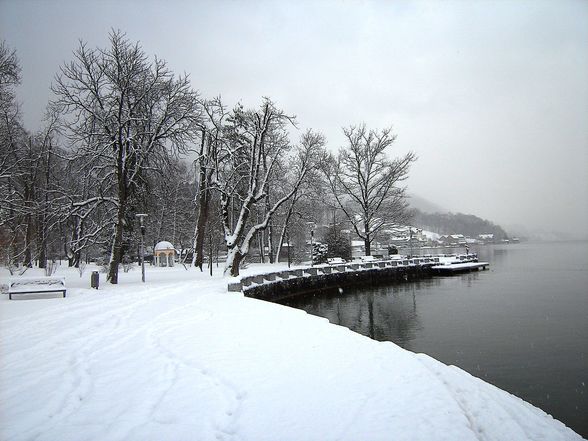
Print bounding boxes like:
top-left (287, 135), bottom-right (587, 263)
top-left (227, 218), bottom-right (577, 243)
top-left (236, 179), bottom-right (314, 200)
top-left (327, 257), bottom-right (346, 265)
top-left (8, 276), bottom-right (66, 300)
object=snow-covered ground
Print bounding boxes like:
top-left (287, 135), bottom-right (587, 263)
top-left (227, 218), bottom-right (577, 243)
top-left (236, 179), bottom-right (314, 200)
top-left (0, 263), bottom-right (583, 441)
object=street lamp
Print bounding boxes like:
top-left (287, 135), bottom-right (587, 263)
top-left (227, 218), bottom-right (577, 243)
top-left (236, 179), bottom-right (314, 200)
top-left (307, 221), bottom-right (315, 267)
top-left (409, 226), bottom-right (413, 258)
top-left (135, 213), bottom-right (148, 282)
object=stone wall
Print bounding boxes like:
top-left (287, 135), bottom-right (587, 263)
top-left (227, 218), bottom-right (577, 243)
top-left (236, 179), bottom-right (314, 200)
top-left (228, 258), bottom-right (438, 302)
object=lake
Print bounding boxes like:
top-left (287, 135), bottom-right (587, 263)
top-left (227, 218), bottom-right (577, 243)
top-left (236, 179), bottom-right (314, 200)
top-left (281, 241), bottom-right (588, 437)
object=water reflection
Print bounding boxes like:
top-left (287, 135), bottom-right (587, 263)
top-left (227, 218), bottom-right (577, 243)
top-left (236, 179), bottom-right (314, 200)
top-left (284, 280), bottom-right (445, 350)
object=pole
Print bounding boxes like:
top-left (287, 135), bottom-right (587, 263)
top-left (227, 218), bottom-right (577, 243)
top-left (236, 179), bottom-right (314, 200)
top-left (141, 227), bottom-right (145, 282)
top-left (136, 214), bottom-right (148, 283)
top-left (310, 228), bottom-right (314, 267)
top-left (409, 227), bottom-right (413, 258)
top-left (286, 230), bottom-right (291, 268)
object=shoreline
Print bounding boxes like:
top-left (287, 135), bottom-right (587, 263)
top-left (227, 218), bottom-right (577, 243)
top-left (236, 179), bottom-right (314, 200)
top-left (0, 263), bottom-right (583, 440)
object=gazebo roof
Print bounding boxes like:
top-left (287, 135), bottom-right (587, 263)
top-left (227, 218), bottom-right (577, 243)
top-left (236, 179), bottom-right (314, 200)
top-left (154, 241), bottom-right (175, 251)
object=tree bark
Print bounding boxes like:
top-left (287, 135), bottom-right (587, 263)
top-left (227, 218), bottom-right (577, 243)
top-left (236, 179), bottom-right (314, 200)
top-left (108, 157), bottom-right (127, 284)
top-left (364, 236), bottom-right (371, 256)
top-left (225, 247), bottom-right (244, 277)
top-left (192, 186), bottom-right (210, 270)
top-left (193, 133), bottom-right (212, 270)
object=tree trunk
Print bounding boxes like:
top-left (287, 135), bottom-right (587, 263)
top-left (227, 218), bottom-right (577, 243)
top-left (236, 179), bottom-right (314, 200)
top-left (38, 222), bottom-right (46, 269)
top-left (23, 182), bottom-right (34, 268)
top-left (192, 187), bottom-right (210, 270)
top-left (364, 236), bottom-right (371, 256)
top-left (193, 132), bottom-right (212, 270)
top-left (274, 194), bottom-right (297, 263)
top-left (108, 186), bottom-right (126, 284)
top-left (23, 221), bottom-right (33, 268)
top-left (225, 247), bottom-right (244, 277)
top-left (266, 198), bottom-right (274, 264)
top-left (208, 231), bottom-right (213, 277)
top-left (108, 208), bottom-right (125, 284)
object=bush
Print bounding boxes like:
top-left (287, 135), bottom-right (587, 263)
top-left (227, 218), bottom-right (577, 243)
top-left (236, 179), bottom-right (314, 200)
top-left (77, 261), bottom-right (87, 277)
top-left (95, 257), bottom-right (110, 273)
top-left (44, 260), bottom-right (58, 276)
top-left (312, 242), bottom-right (328, 265)
top-left (122, 255), bottom-right (133, 273)
top-left (324, 226), bottom-right (352, 261)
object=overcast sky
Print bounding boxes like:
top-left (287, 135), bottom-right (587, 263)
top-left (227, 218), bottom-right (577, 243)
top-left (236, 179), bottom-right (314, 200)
top-left (1, 0), bottom-right (587, 237)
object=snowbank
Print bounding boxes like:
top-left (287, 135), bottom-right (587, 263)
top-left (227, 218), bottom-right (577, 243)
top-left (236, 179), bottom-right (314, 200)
top-left (0, 264), bottom-right (582, 441)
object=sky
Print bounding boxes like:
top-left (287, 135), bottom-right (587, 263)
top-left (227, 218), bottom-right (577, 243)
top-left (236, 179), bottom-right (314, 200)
top-left (1, 0), bottom-right (587, 237)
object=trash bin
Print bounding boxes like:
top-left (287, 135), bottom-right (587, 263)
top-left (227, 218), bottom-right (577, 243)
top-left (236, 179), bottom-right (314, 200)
top-left (91, 271), bottom-right (99, 289)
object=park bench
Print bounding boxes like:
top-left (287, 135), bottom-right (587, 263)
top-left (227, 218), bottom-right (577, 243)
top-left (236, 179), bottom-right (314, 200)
top-left (8, 276), bottom-right (67, 300)
top-left (327, 257), bottom-right (346, 265)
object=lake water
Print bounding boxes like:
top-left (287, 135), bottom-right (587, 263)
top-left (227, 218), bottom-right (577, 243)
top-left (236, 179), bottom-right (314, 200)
top-left (281, 241), bottom-right (588, 437)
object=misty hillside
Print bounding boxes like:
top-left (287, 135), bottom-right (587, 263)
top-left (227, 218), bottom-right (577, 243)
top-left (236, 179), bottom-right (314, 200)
top-left (413, 209), bottom-right (509, 240)
top-left (409, 194), bottom-right (509, 239)
top-left (408, 194), bottom-right (448, 214)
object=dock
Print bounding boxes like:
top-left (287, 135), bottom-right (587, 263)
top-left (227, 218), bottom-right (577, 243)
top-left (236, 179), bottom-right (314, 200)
top-left (429, 253), bottom-right (489, 274)
top-left (430, 261), bottom-right (489, 274)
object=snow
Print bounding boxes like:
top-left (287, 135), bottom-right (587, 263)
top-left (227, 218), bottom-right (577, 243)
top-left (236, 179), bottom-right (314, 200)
top-left (154, 241), bottom-right (175, 251)
top-left (0, 264), bottom-right (582, 441)
top-left (421, 229), bottom-right (441, 241)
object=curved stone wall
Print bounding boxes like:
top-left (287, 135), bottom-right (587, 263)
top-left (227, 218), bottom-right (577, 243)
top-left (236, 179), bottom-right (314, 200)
top-left (228, 258), bottom-right (439, 302)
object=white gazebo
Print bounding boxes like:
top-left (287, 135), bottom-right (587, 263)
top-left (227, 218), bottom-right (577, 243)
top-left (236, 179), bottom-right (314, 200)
top-left (153, 241), bottom-right (176, 267)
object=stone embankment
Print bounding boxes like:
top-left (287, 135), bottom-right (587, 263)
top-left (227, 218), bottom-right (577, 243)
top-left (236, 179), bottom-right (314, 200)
top-left (228, 257), bottom-right (440, 301)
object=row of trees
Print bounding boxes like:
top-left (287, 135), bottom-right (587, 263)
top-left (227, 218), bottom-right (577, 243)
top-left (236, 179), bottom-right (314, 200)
top-left (0, 32), bottom-right (415, 282)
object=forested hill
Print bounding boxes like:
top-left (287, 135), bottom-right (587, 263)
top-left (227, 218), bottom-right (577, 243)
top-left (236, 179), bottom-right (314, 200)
top-left (413, 209), bottom-right (509, 240)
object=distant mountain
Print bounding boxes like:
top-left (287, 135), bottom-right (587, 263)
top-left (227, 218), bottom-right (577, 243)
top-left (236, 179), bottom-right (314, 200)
top-left (412, 209), bottom-right (509, 240)
top-left (407, 194), bottom-right (447, 214)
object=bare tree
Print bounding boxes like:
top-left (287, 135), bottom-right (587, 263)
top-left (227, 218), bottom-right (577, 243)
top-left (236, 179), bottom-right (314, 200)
top-left (324, 124), bottom-right (416, 256)
top-left (0, 42), bottom-right (24, 265)
top-left (192, 97), bottom-right (227, 270)
top-left (52, 31), bottom-right (202, 283)
top-left (215, 99), bottom-right (325, 276)
top-left (272, 131), bottom-right (327, 263)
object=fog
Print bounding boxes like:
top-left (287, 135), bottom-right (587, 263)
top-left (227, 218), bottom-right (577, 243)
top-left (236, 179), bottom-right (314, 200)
top-left (1, 0), bottom-right (587, 238)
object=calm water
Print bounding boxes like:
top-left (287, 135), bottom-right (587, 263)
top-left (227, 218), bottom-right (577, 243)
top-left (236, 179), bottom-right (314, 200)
top-left (282, 241), bottom-right (588, 437)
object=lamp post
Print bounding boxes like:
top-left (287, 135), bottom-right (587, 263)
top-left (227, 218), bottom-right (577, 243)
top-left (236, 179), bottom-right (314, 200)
top-left (307, 221), bottom-right (315, 267)
top-left (409, 226), bottom-right (413, 258)
top-left (135, 214), bottom-right (148, 282)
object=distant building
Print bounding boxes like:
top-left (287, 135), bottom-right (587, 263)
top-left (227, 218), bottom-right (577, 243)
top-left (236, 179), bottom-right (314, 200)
top-left (351, 240), bottom-right (365, 259)
top-left (478, 233), bottom-right (495, 244)
top-left (438, 234), bottom-right (467, 246)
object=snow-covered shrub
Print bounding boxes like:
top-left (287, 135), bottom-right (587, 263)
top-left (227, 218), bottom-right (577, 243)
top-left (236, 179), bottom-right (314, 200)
top-left (95, 257), bottom-right (109, 273)
top-left (44, 260), bottom-right (58, 276)
top-left (312, 242), bottom-right (328, 265)
top-left (122, 256), bottom-right (133, 273)
top-left (77, 261), bottom-right (87, 278)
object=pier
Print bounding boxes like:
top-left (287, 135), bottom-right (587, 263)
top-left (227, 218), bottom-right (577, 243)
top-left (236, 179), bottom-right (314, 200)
top-left (430, 254), bottom-right (490, 274)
